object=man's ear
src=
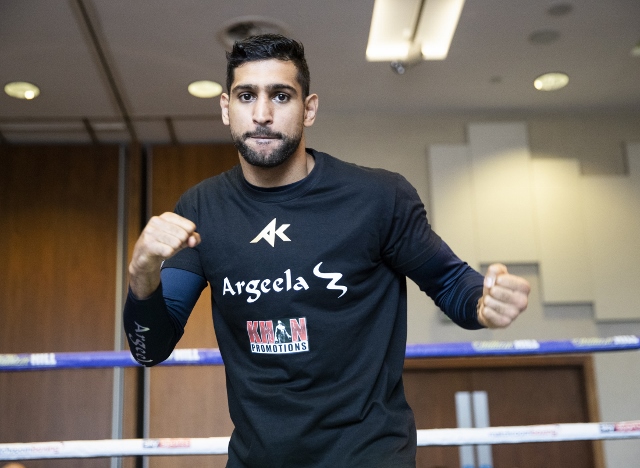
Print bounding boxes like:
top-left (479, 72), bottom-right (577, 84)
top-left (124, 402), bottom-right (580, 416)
top-left (220, 93), bottom-right (230, 126)
top-left (303, 94), bottom-right (318, 127)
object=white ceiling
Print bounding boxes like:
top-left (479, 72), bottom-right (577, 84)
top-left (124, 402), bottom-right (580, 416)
top-left (1, 0), bottom-right (639, 145)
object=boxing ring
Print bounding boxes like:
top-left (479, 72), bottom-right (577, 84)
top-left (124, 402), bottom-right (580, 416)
top-left (1, 335), bottom-right (639, 461)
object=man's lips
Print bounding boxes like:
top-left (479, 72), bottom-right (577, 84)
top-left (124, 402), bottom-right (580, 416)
top-left (244, 129), bottom-right (283, 139)
top-left (247, 135), bottom-right (280, 139)
top-left (245, 133), bottom-right (282, 144)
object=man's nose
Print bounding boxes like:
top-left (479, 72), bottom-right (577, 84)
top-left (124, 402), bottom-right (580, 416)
top-left (253, 96), bottom-right (273, 125)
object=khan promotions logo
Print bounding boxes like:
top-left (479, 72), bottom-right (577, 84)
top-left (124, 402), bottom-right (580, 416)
top-left (247, 317), bottom-right (309, 354)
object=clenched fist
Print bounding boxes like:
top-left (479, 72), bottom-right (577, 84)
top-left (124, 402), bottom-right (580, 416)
top-left (128, 212), bottom-right (200, 299)
top-left (477, 264), bottom-right (530, 328)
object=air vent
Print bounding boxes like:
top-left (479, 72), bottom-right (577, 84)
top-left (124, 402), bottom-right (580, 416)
top-left (217, 16), bottom-right (290, 50)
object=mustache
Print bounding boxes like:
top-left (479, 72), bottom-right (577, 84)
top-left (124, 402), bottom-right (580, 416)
top-left (242, 128), bottom-right (284, 139)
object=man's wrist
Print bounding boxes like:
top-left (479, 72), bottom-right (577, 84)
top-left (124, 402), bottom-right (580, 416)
top-left (128, 264), bottom-right (162, 300)
top-left (128, 281), bottom-right (162, 302)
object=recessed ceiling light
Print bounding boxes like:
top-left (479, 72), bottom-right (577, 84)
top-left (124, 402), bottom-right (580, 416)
top-left (218, 17), bottom-right (290, 50)
top-left (4, 81), bottom-right (40, 100)
top-left (631, 39), bottom-right (640, 57)
top-left (533, 72), bottom-right (569, 91)
top-left (188, 80), bottom-right (223, 98)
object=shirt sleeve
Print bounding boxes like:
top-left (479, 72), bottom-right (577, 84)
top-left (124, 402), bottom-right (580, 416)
top-left (405, 240), bottom-right (485, 330)
top-left (123, 268), bottom-right (207, 366)
top-left (161, 193), bottom-right (206, 277)
top-left (381, 173), bottom-right (442, 273)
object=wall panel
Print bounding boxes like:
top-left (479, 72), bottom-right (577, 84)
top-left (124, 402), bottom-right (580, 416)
top-left (0, 145), bottom-right (120, 467)
top-left (532, 158), bottom-right (594, 303)
top-left (429, 123), bottom-right (640, 320)
top-left (146, 144), bottom-right (238, 468)
top-left (428, 144), bottom-right (479, 269)
top-left (122, 143), bottom-right (144, 468)
top-left (581, 143), bottom-right (640, 321)
top-left (468, 123), bottom-right (539, 264)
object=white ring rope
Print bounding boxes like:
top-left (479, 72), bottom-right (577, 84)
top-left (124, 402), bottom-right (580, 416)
top-left (1, 421), bottom-right (639, 460)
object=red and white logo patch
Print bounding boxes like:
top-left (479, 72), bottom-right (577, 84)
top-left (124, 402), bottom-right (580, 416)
top-left (247, 317), bottom-right (309, 354)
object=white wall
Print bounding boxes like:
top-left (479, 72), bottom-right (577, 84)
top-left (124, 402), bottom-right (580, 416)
top-left (306, 111), bottom-right (640, 468)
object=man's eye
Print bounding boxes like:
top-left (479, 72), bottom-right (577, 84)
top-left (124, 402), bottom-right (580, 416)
top-left (238, 93), bottom-right (253, 102)
top-left (274, 93), bottom-right (289, 103)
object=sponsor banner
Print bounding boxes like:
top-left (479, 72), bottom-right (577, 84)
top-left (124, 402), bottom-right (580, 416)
top-left (0, 438), bottom-right (229, 460)
top-left (29, 353), bottom-right (57, 366)
top-left (0, 354), bottom-right (30, 367)
top-left (143, 438), bottom-right (192, 449)
top-left (0, 350), bottom-right (139, 371)
top-left (572, 335), bottom-right (640, 348)
top-left (169, 349), bottom-right (201, 362)
top-left (488, 427), bottom-right (559, 439)
top-left (596, 422), bottom-right (640, 434)
top-left (472, 339), bottom-right (540, 351)
top-left (0, 443), bottom-right (62, 459)
top-left (0, 353), bottom-right (56, 367)
top-left (613, 335), bottom-right (640, 345)
top-left (614, 421), bottom-right (640, 432)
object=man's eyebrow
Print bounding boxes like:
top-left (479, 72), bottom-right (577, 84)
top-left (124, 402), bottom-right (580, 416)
top-left (266, 84), bottom-right (298, 95)
top-left (231, 83), bottom-right (299, 95)
top-left (231, 84), bottom-right (257, 93)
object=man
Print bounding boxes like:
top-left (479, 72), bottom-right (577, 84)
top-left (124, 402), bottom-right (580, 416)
top-left (124, 34), bottom-right (530, 467)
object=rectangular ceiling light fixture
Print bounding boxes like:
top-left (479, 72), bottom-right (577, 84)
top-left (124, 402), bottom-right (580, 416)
top-left (366, 0), bottom-right (465, 62)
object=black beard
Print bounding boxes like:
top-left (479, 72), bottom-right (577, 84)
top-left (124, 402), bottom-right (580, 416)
top-left (231, 126), bottom-right (302, 168)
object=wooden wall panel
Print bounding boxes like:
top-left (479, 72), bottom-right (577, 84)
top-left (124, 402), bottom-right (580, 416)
top-left (0, 145), bottom-right (121, 467)
top-left (473, 366), bottom-right (594, 468)
top-left (148, 144), bottom-right (238, 348)
top-left (146, 144), bottom-right (238, 468)
top-left (404, 367), bottom-right (471, 467)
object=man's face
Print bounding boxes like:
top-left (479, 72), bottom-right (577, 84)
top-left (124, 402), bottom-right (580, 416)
top-left (221, 59), bottom-right (316, 168)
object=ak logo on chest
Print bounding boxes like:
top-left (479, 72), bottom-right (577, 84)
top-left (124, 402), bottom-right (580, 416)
top-left (222, 219), bottom-right (348, 303)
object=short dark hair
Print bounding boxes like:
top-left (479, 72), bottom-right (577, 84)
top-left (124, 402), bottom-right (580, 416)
top-left (226, 34), bottom-right (310, 99)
